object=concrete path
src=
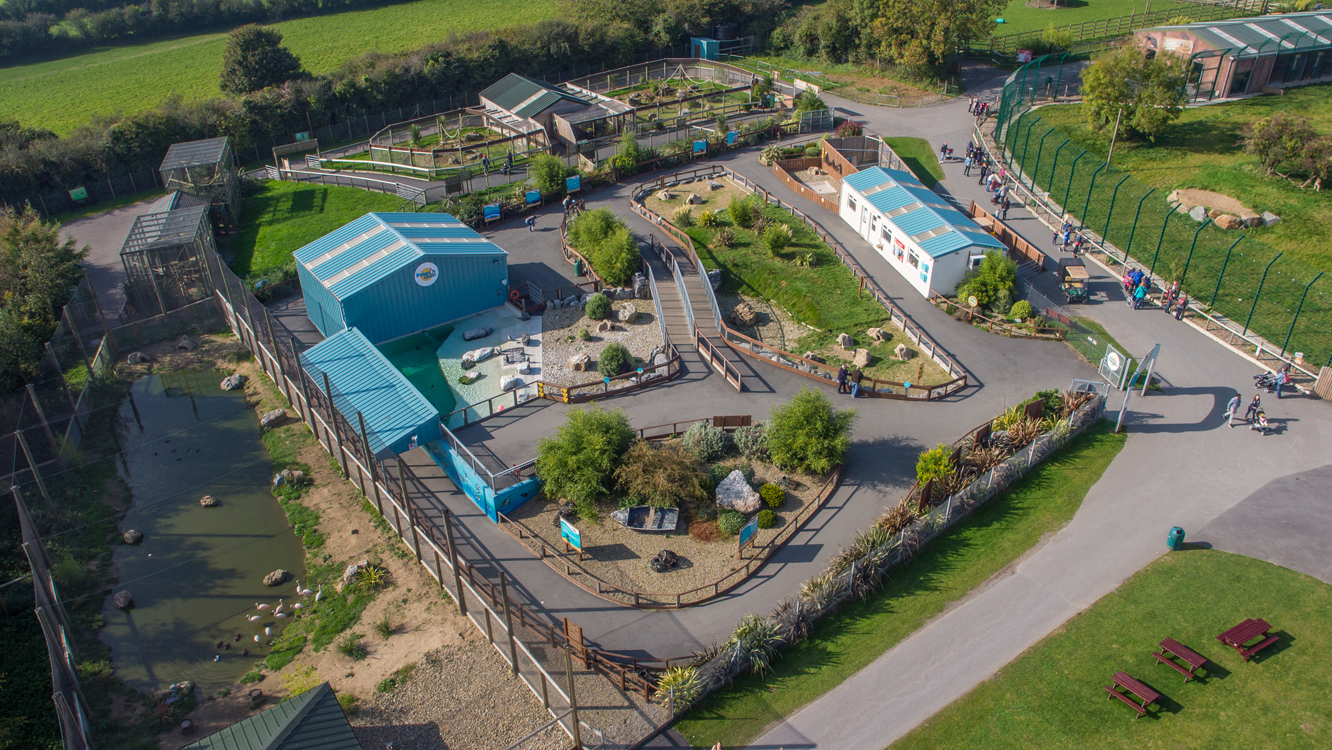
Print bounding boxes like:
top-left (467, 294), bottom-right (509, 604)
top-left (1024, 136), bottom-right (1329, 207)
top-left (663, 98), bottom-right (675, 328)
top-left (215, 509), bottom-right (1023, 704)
top-left (61, 196), bottom-right (164, 317)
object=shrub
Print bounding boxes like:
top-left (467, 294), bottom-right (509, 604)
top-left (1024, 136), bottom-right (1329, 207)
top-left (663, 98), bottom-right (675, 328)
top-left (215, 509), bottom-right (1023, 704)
top-left (756, 509), bottom-right (777, 529)
top-left (672, 206), bottom-right (694, 227)
top-left (598, 342), bottom-right (633, 378)
top-left (759, 483), bottom-right (784, 508)
top-left (683, 422), bottom-right (735, 462)
top-left (614, 441), bottom-right (708, 508)
top-left (690, 519), bottom-right (722, 541)
top-left (795, 91), bottom-right (827, 113)
top-left (792, 251), bottom-right (815, 267)
top-left (536, 405), bottom-right (635, 517)
top-left (693, 501), bottom-right (718, 521)
top-left (760, 145), bottom-right (783, 165)
top-left (835, 120), bottom-right (864, 137)
top-left (1009, 300), bottom-right (1033, 321)
top-left (734, 422), bottom-right (770, 462)
top-left (956, 250), bottom-right (1016, 309)
top-left (585, 293), bottom-right (611, 320)
top-left (763, 223), bottom-right (793, 254)
top-left (373, 614), bottom-right (396, 638)
top-left (578, 328), bottom-right (592, 342)
top-left (566, 209), bottom-right (639, 286)
top-left (529, 154), bottom-right (570, 198)
top-left (356, 564), bottom-right (391, 592)
top-left (726, 614), bottom-right (781, 675)
top-left (338, 634), bottom-right (368, 661)
top-left (338, 693), bottom-right (360, 716)
top-left (728, 198), bottom-right (754, 229)
top-left (711, 227), bottom-right (735, 249)
top-left (1033, 389), bottom-right (1063, 416)
top-left (915, 443), bottom-right (954, 486)
top-left (804, 145), bottom-right (821, 158)
top-left (718, 509), bottom-right (747, 536)
top-left (654, 665), bottom-right (702, 705)
top-left (767, 387), bottom-right (855, 474)
top-left (697, 210), bottom-right (720, 228)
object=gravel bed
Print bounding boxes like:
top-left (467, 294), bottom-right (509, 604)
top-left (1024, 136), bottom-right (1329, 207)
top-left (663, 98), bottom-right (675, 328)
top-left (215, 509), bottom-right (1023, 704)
top-left (540, 300), bottom-right (663, 387)
top-left (509, 460), bottom-right (828, 597)
top-left (351, 638), bottom-right (567, 750)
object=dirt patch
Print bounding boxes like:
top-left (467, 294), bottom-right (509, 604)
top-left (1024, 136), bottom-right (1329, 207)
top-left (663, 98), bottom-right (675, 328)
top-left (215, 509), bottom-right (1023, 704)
top-left (792, 167), bottom-right (839, 195)
top-left (1168, 188), bottom-right (1260, 219)
top-left (644, 175), bottom-right (749, 221)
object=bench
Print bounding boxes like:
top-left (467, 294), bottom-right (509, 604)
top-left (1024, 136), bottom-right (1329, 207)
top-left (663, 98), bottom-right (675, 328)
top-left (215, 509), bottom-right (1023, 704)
top-left (1153, 638), bottom-right (1208, 682)
top-left (1104, 671), bottom-right (1159, 719)
top-left (1217, 619), bottom-right (1278, 662)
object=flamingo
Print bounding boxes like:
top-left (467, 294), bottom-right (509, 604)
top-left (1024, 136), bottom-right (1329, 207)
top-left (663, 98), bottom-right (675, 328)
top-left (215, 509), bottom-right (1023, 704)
top-left (292, 602), bottom-right (303, 610)
top-left (273, 599), bottom-right (285, 615)
top-left (246, 615), bottom-right (261, 622)
top-left (253, 635), bottom-right (260, 642)
top-left (256, 602), bottom-right (271, 611)
top-left (274, 612), bottom-right (290, 618)
top-left (296, 581), bottom-right (313, 597)
top-left (264, 626), bottom-right (271, 636)
top-left (314, 585), bottom-right (322, 603)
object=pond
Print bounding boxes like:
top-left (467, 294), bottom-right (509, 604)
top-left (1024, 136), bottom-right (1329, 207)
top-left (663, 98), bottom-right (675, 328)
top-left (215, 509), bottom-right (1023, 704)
top-left (101, 370), bottom-right (306, 694)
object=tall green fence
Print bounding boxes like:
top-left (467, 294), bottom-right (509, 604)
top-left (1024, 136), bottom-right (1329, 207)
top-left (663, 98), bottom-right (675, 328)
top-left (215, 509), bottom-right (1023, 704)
top-left (991, 55), bottom-right (1332, 370)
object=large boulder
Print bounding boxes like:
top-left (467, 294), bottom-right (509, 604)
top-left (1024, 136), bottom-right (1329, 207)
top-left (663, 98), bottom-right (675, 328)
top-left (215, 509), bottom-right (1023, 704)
top-left (708, 269), bottom-right (722, 290)
top-left (802, 351), bottom-right (825, 364)
top-left (500, 375), bottom-right (523, 391)
top-left (1188, 205), bottom-right (1208, 223)
top-left (597, 320), bottom-right (614, 333)
top-left (123, 529), bottom-right (143, 545)
top-left (618, 306), bottom-right (638, 324)
top-left (686, 193), bottom-right (704, 205)
top-left (837, 333), bottom-right (854, 349)
top-left (1215, 214), bottom-right (1242, 231)
top-left (894, 343), bottom-right (914, 361)
top-left (634, 276), bottom-right (651, 300)
top-left (262, 569), bottom-right (288, 587)
top-left (716, 470), bottom-right (762, 514)
top-left (570, 352), bottom-right (591, 372)
top-left (462, 326), bottom-right (493, 341)
top-left (853, 348), bottom-right (871, 367)
top-left (649, 549), bottom-right (679, 573)
top-left (127, 351), bottom-right (151, 365)
top-left (1243, 215), bottom-right (1264, 228)
top-left (260, 409), bottom-right (284, 429)
top-left (112, 591), bottom-right (134, 610)
top-left (1262, 211), bottom-right (1282, 227)
top-left (458, 370), bottom-right (481, 385)
top-left (732, 302), bottom-right (760, 327)
top-left (220, 374), bottom-right (245, 391)
top-left (867, 327), bottom-right (888, 342)
top-left (462, 347), bottom-right (494, 365)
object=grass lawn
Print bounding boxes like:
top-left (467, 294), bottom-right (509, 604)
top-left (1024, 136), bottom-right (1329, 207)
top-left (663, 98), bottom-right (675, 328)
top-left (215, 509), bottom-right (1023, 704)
top-left (0, 0), bottom-right (556, 135)
top-left (230, 180), bottom-right (408, 277)
top-left (676, 421), bottom-right (1127, 748)
top-left (892, 548), bottom-right (1332, 749)
top-left (883, 136), bottom-right (945, 188)
top-left (990, 0), bottom-right (1194, 39)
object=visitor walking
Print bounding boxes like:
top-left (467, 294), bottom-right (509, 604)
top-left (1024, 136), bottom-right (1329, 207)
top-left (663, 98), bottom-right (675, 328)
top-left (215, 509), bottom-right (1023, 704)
top-left (836, 365), bottom-right (849, 394)
top-left (1244, 393), bottom-right (1262, 423)
top-left (964, 155), bottom-right (974, 176)
top-left (850, 367), bottom-right (865, 398)
top-left (1175, 293), bottom-right (1188, 320)
top-left (562, 195), bottom-right (573, 214)
top-left (968, 96), bottom-right (976, 114)
top-left (1060, 227), bottom-right (1071, 248)
top-left (482, 153), bottom-right (491, 173)
top-left (978, 162), bottom-right (990, 185)
top-left (1000, 196), bottom-right (1011, 221)
top-left (1226, 392), bottom-right (1242, 427)
top-left (1132, 283), bottom-right (1147, 309)
top-left (525, 215), bottom-right (536, 232)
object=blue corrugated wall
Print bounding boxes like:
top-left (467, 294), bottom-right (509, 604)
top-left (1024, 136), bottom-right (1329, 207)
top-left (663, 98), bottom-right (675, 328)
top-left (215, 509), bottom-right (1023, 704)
top-left (297, 262), bottom-right (346, 339)
top-left (342, 253), bottom-right (509, 344)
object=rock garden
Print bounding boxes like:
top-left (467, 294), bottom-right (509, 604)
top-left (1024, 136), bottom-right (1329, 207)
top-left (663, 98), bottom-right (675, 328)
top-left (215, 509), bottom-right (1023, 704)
top-left (539, 291), bottom-right (665, 387)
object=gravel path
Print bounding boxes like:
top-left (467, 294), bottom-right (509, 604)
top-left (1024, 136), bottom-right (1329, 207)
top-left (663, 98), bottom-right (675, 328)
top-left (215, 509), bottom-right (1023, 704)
top-left (540, 300), bottom-right (664, 386)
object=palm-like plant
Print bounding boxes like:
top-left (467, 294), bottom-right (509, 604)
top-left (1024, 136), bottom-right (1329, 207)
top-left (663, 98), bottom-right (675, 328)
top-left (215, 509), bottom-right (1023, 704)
top-left (726, 614), bottom-right (782, 675)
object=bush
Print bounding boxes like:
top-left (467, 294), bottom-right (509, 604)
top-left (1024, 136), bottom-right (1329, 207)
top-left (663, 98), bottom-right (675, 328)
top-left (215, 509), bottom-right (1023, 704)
top-left (734, 422), bottom-right (770, 462)
top-left (578, 328), bottom-right (592, 341)
top-left (598, 342), bottom-right (633, 378)
top-left (915, 443), bottom-right (953, 486)
top-left (1009, 300), bottom-right (1033, 321)
top-left (672, 206), bottom-right (694, 227)
top-left (956, 250), bottom-right (1016, 310)
top-left (835, 121), bottom-right (864, 137)
top-left (693, 500), bottom-right (719, 521)
top-left (683, 422), bottom-right (735, 462)
top-left (718, 509), bottom-right (747, 536)
top-left (614, 441), bottom-right (708, 508)
top-left (1033, 389), bottom-right (1063, 416)
top-left (763, 223), bottom-right (793, 253)
top-left (529, 154), bottom-right (570, 198)
top-left (697, 210), bottom-right (720, 228)
top-left (585, 293), bottom-right (611, 320)
top-left (804, 145), bottom-right (821, 158)
top-left (653, 665), bottom-right (702, 705)
top-left (338, 634), bottom-right (368, 661)
top-left (756, 509), bottom-right (777, 529)
top-left (536, 405), bottom-right (635, 517)
top-left (566, 209), bottom-right (640, 286)
top-left (690, 519), bottom-right (721, 541)
top-left (759, 483), bottom-right (784, 508)
top-left (711, 227), bottom-right (735, 249)
top-left (728, 198), bottom-right (755, 229)
top-left (767, 388), bottom-right (855, 474)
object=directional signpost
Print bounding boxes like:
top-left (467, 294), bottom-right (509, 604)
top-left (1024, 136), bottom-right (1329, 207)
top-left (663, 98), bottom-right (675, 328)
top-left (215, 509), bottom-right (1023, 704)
top-left (737, 515), bottom-right (759, 560)
top-left (560, 516), bottom-right (583, 561)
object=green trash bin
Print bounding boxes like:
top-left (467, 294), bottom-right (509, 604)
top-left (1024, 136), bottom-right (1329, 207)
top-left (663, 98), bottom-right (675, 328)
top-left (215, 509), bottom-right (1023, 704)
top-left (1167, 526), bottom-right (1185, 551)
top-left (574, 258), bottom-right (585, 277)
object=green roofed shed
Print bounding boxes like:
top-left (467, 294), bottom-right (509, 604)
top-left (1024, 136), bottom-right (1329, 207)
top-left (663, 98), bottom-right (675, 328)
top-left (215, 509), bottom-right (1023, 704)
top-left (180, 682), bottom-right (361, 750)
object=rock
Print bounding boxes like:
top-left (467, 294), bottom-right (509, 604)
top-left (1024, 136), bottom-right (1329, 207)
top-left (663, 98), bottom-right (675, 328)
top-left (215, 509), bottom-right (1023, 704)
top-left (520, 311), bottom-right (531, 321)
top-left (651, 352), bottom-right (669, 367)
top-left (548, 298), bottom-right (561, 310)
top-left (707, 181), bottom-right (723, 190)
top-left (837, 332), bottom-right (854, 349)
top-left (1167, 189), bottom-right (1180, 204)
top-left (1207, 208), bottom-right (1224, 219)
top-left (716, 470), bottom-right (762, 514)
top-left (175, 335), bottom-right (196, 351)
top-left (617, 306), bottom-right (638, 324)
top-left (262, 569), bottom-right (288, 587)
top-left (894, 343), bottom-right (914, 361)
top-left (570, 352), bottom-right (591, 371)
top-left (597, 320), bottom-right (613, 333)
top-left (112, 591), bottom-right (133, 610)
top-left (649, 549), bottom-right (679, 573)
top-left (1262, 211), bottom-right (1282, 227)
top-left (260, 409), bottom-right (284, 428)
top-left (462, 346), bottom-right (494, 365)
top-left (732, 301), bottom-right (760, 326)
top-left (458, 370), bottom-right (481, 384)
top-left (127, 351), bottom-right (151, 365)
top-left (658, 190), bottom-right (674, 201)
top-left (707, 269), bottom-right (722, 289)
top-left (273, 469), bottom-right (306, 487)
top-left (868, 327), bottom-right (888, 341)
top-left (462, 327), bottom-right (493, 341)
top-left (1176, 203), bottom-right (1191, 215)
top-left (500, 375), bottom-right (522, 391)
top-left (853, 348), bottom-right (871, 367)
top-left (1215, 214), bottom-right (1242, 230)
top-left (551, 501), bottom-right (577, 529)
top-left (1189, 205), bottom-right (1208, 222)
top-left (123, 529), bottom-right (143, 545)
top-left (1243, 215), bottom-right (1264, 228)
top-left (686, 193), bottom-right (704, 205)
top-left (634, 277), bottom-right (651, 300)
top-left (516, 361), bottom-right (531, 375)
top-left (802, 351), bottom-right (825, 364)
top-left (563, 296), bottom-right (579, 307)
top-left (220, 374), bottom-right (245, 391)
top-left (199, 495), bottom-right (218, 507)
top-left (343, 561), bottom-right (366, 585)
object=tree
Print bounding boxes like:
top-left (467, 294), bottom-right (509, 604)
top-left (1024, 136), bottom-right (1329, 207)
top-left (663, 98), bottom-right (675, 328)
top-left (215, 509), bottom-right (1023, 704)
top-left (1241, 114), bottom-right (1317, 175)
top-left (1080, 45), bottom-right (1188, 141)
top-left (529, 154), bottom-right (570, 198)
top-left (860, 0), bottom-right (1007, 67)
top-left (536, 405), bottom-right (635, 517)
top-left (615, 130), bottom-right (643, 172)
top-left (220, 25), bottom-right (304, 95)
top-left (614, 440), bottom-right (709, 507)
top-left (767, 387), bottom-right (855, 474)
top-left (1298, 136), bottom-right (1332, 191)
top-left (0, 206), bottom-right (88, 391)
top-left (955, 249), bottom-right (1016, 309)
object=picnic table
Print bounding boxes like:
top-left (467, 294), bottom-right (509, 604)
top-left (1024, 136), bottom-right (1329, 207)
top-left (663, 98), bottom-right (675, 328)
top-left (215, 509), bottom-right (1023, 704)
top-left (1217, 619), bottom-right (1278, 662)
top-left (1104, 671), bottom-right (1160, 719)
top-left (1153, 638), bottom-right (1208, 682)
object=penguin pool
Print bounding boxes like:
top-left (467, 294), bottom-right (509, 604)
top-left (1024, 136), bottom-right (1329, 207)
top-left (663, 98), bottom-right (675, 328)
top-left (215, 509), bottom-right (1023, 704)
top-left (377, 306), bottom-right (542, 429)
top-left (102, 370), bottom-right (306, 694)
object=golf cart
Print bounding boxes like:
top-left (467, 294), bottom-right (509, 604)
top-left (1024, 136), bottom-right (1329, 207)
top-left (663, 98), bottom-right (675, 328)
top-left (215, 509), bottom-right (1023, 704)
top-left (1060, 258), bottom-right (1089, 304)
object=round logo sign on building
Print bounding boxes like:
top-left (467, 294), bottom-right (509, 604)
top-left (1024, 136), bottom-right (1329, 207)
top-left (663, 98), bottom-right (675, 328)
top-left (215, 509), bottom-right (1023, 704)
top-left (414, 262), bottom-right (439, 287)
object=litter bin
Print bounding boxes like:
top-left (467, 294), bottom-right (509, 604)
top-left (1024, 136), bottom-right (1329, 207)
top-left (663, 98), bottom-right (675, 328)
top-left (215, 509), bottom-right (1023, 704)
top-left (574, 258), bottom-right (585, 277)
top-left (1167, 526), bottom-right (1185, 551)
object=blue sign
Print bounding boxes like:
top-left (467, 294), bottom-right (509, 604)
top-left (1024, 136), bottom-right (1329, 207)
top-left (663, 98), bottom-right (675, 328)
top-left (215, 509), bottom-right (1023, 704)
top-left (726, 130), bottom-right (738, 145)
top-left (738, 514), bottom-right (759, 550)
top-left (566, 175), bottom-right (581, 192)
top-left (560, 517), bottom-right (582, 552)
top-left (526, 189), bottom-right (541, 205)
top-left (483, 204), bottom-right (501, 221)
top-left (693, 140), bottom-right (707, 154)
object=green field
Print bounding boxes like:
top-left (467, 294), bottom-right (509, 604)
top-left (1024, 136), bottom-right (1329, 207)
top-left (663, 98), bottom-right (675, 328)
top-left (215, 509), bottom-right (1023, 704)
top-left (0, 0), bottom-right (557, 135)
top-left (990, 0), bottom-right (1193, 39)
top-left (676, 422), bottom-right (1126, 748)
top-left (893, 549), bottom-right (1332, 749)
top-left (883, 136), bottom-right (944, 188)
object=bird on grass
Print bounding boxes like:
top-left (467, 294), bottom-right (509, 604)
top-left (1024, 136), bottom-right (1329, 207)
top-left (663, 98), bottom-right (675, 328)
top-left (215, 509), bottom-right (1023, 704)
top-left (315, 586), bottom-right (323, 603)
top-left (292, 602), bottom-right (303, 610)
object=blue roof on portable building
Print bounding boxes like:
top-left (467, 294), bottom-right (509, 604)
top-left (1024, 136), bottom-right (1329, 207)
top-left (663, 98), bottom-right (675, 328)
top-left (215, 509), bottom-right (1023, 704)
top-left (842, 167), bottom-right (1005, 258)
top-left (293, 213), bottom-right (506, 301)
top-left (300, 327), bottom-right (440, 459)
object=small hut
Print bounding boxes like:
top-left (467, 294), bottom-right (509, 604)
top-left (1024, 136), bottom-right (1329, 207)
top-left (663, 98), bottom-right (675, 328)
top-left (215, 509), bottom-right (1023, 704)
top-left (159, 137), bottom-right (240, 228)
top-left (119, 198), bottom-right (216, 317)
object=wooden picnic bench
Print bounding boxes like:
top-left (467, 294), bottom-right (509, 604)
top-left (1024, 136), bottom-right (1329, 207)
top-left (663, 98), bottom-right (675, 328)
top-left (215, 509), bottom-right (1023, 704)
top-left (1104, 671), bottom-right (1160, 719)
top-left (1217, 619), bottom-right (1278, 662)
top-left (1153, 638), bottom-right (1208, 682)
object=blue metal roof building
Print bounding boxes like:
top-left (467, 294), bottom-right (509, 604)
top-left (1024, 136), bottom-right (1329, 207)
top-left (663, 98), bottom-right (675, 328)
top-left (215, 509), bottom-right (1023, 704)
top-left (295, 213), bottom-right (509, 345)
top-left (839, 167), bottom-right (1004, 297)
top-left (301, 327), bottom-right (441, 459)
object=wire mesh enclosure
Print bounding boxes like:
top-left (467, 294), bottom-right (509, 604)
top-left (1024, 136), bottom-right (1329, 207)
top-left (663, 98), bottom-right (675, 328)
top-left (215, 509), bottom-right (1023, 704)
top-left (158, 137), bottom-right (240, 228)
top-left (119, 205), bottom-right (217, 320)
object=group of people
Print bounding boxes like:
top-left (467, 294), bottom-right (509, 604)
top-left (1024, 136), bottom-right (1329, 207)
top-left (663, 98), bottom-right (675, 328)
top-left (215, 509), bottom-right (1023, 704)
top-left (1226, 392), bottom-right (1273, 435)
top-left (1121, 267), bottom-right (1151, 310)
top-left (835, 364), bottom-right (865, 397)
top-left (968, 97), bottom-right (992, 120)
top-left (1053, 221), bottom-right (1085, 254)
top-left (480, 150), bottom-right (515, 176)
top-left (1161, 280), bottom-right (1189, 319)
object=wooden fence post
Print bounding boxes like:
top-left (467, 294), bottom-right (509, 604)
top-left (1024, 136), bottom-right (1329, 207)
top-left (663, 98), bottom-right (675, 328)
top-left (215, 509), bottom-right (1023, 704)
top-left (16, 430), bottom-right (55, 512)
top-left (356, 411), bottom-right (382, 513)
top-left (444, 509), bottom-right (467, 616)
top-left (26, 385), bottom-right (62, 468)
top-left (500, 572), bottom-right (519, 676)
top-left (322, 373), bottom-right (349, 479)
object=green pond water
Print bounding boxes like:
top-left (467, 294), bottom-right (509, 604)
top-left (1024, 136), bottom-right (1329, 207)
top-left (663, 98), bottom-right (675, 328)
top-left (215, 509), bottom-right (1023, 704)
top-left (101, 371), bottom-right (306, 694)
top-left (376, 322), bottom-right (458, 417)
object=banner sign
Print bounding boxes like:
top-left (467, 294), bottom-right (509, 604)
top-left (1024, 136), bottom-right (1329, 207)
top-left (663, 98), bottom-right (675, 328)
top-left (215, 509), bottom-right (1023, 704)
top-left (560, 517), bottom-right (582, 552)
top-left (526, 189), bottom-right (541, 205)
top-left (566, 175), bottom-right (581, 192)
top-left (483, 204), bottom-right (501, 221)
top-left (738, 515), bottom-right (759, 557)
top-left (693, 140), bottom-right (707, 154)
